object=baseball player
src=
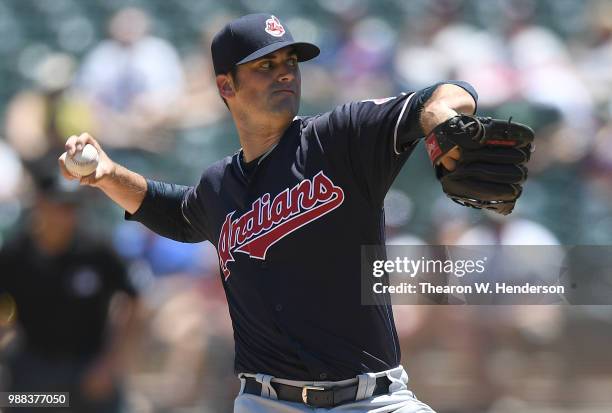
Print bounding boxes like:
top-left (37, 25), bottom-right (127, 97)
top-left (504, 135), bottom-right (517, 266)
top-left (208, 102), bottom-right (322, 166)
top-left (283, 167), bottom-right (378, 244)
top-left (60, 13), bottom-right (532, 412)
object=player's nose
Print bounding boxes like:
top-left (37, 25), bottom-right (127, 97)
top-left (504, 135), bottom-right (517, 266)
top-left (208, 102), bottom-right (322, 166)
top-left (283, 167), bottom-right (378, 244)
top-left (278, 72), bottom-right (294, 83)
top-left (277, 64), bottom-right (297, 83)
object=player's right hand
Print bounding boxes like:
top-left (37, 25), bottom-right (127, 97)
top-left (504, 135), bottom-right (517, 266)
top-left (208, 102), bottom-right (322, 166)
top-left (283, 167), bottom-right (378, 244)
top-left (59, 133), bottom-right (116, 187)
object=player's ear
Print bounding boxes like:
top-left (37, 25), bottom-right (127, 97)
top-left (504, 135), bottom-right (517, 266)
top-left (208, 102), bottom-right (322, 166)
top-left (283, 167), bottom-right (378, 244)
top-left (216, 74), bottom-right (236, 99)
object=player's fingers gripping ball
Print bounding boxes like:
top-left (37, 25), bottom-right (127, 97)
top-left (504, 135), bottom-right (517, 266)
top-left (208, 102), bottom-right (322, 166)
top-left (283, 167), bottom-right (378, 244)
top-left (426, 115), bottom-right (535, 215)
top-left (62, 143), bottom-right (100, 178)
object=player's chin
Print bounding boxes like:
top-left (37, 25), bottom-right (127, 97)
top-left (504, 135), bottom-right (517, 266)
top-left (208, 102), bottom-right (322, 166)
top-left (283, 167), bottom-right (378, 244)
top-left (268, 106), bottom-right (298, 119)
top-left (268, 99), bottom-right (298, 118)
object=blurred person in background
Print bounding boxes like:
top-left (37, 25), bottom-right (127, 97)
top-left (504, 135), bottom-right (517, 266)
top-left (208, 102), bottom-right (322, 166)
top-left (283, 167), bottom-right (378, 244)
top-left (503, 0), bottom-right (596, 161)
top-left (578, 0), bottom-right (612, 108)
top-left (383, 189), bottom-right (425, 246)
top-left (331, 13), bottom-right (396, 103)
top-left (174, 18), bottom-right (231, 130)
top-left (4, 53), bottom-right (94, 164)
top-left (0, 140), bottom-right (25, 243)
top-left (77, 7), bottom-right (185, 152)
top-left (109, 221), bottom-right (237, 411)
top-left (394, 0), bottom-right (519, 107)
top-left (0, 160), bottom-right (139, 413)
top-left (129, 270), bottom-right (237, 412)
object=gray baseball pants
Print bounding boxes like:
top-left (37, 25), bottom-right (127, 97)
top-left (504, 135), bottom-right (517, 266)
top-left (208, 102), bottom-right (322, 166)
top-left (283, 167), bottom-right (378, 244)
top-left (234, 365), bottom-right (436, 413)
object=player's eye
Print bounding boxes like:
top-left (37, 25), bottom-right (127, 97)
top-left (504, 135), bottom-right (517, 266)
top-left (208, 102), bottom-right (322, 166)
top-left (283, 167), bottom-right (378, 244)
top-left (287, 57), bottom-right (298, 67)
top-left (259, 61), bottom-right (272, 70)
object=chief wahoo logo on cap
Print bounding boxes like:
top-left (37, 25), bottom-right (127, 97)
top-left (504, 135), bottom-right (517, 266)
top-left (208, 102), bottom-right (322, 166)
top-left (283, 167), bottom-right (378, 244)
top-left (265, 15), bottom-right (285, 37)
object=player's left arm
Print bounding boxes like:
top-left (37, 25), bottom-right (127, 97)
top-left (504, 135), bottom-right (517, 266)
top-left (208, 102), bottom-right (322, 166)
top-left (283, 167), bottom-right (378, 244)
top-left (418, 84), bottom-right (534, 215)
top-left (315, 80), bottom-right (533, 215)
top-left (417, 83), bottom-right (477, 171)
top-left (312, 81), bottom-right (478, 206)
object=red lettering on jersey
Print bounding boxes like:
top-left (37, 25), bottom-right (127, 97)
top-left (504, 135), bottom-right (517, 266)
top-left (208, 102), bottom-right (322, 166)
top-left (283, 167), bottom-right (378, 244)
top-left (270, 188), bottom-right (292, 223)
top-left (217, 213), bottom-right (235, 278)
top-left (217, 171), bottom-right (345, 280)
top-left (251, 198), bottom-right (263, 235)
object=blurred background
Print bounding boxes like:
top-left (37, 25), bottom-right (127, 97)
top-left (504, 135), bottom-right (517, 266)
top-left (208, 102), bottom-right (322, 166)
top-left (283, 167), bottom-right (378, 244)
top-left (0, 0), bottom-right (611, 412)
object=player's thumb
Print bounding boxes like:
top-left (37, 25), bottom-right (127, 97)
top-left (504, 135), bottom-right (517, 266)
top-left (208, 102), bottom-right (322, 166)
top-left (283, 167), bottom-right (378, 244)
top-left (58, 153), bottom-right (77, 181)
top-left (88, 159), bottom-right (115, 187)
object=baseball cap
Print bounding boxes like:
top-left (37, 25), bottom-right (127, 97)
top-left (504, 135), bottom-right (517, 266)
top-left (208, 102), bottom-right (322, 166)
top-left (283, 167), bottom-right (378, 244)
top-left (211, 13), bottom-right (320, 75)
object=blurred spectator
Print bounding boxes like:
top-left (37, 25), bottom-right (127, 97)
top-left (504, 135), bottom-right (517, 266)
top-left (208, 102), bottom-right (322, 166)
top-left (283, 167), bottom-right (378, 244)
top-left (578, 0), bottom-right (612, 107)
top-left (507, 24), bottom-right (595, 129)
top-left (455, 213), bottom-right (565, 304)
top-left (384, 189), bottom-right (426, 245)
top-left (112, 220), bottom-right (219, 278)
top-left (0, 140), bottom-right (25, 253)
top-left (455, 212), bottom-right (561, 246)
top-left (393, 0), bottom-right (516, 108)
top-left (128, 273), bottom-right (236, 412)
top-left (584, 121), bottom-right (612, 202)
top-left (4, 53), bottom-right (94, 162)
top-left (0, 140), bottom-right (24, 204)
top-left (0, 161), bottom-right (139, 413)
top-left (396, 306), bottom-right (501, 413)
top-left (332, 16), bottom-right (396, 102)
top-left (502, 3), bottom-right (597, 174)
top-left (173, 19), bottom-right (230, 129)
top-left (77, 7), bottom-right (184, 151)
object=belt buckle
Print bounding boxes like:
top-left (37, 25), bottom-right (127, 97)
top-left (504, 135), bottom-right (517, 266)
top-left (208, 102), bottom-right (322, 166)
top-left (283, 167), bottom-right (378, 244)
top-left (302, 385), bottom-right (325, 406)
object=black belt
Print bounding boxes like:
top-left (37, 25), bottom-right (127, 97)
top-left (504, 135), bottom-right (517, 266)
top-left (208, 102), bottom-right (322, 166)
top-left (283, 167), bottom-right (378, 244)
top-left (243, 376), bottom-right (391, 408)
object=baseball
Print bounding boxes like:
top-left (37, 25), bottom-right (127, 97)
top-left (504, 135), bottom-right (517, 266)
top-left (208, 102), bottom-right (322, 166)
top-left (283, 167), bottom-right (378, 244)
top-left (64, 144), bottom-right (99, 178)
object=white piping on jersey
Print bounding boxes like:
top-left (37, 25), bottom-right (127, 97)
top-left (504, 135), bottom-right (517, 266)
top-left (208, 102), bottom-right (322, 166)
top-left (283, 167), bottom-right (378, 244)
top-left (235, 151), bottom-right (245, 176)
top-left (236, 142), bottom-right (280, 177)
top-left (257, 142), bottom-right (280, 164)
top-left (182, 140), bottom-right (281, 227)
top-left (181, 205), bottom-right (193, 227)
top-left (393, 92), bottom-right (415, 155)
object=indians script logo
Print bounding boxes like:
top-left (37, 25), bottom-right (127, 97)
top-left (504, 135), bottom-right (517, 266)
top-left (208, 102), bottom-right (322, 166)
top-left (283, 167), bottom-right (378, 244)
top-left (218, 171), bottom-right (344, 280)
top-left (265, 15), bottom-right (285, 37)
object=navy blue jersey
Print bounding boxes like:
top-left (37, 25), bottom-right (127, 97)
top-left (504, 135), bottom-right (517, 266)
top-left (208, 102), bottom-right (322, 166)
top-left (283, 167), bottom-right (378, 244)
top-left (128, 82), bottom-right (477, 381)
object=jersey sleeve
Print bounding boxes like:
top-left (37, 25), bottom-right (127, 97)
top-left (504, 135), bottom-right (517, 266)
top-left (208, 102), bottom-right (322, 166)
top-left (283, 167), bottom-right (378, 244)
top-left (312, 81), bottom-right (478, 205)
top-left (180, 178), bottom-right (214, 242)
top-left (125, 179), bottom-right (210, 243)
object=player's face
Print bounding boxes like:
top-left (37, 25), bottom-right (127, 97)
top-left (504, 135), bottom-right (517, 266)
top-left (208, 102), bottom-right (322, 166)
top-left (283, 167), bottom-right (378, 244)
top-left (233, 47), bottom-right (301, 120)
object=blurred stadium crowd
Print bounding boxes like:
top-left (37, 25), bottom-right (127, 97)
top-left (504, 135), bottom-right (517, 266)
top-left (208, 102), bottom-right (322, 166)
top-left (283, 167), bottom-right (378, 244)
top-left (0, 0), bottom-right (611, 412)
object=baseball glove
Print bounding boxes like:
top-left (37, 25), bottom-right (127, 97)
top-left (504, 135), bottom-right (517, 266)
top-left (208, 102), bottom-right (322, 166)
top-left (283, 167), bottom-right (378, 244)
top-left (426, 114), bottom-right (534, 215)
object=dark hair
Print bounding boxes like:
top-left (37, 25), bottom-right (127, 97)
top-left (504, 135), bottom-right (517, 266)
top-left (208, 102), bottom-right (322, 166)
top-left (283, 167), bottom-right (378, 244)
top-left (220, 66), bottom-right (239, 109)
